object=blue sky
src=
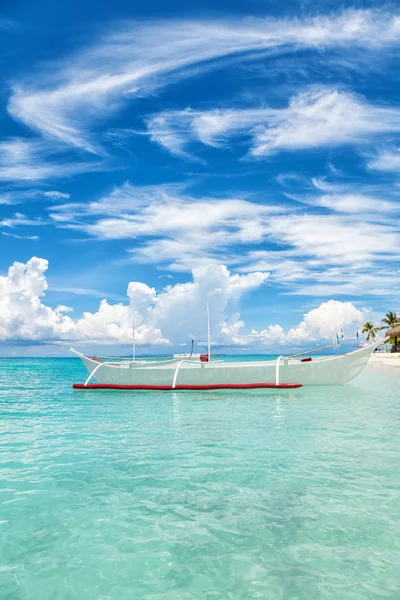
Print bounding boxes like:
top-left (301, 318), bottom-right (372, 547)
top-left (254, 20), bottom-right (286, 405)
top-left (0, 0), bottom-right (399, 355)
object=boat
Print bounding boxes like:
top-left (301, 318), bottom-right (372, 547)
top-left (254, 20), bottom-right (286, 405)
top-left (70, 338), bottom-right (384, 391)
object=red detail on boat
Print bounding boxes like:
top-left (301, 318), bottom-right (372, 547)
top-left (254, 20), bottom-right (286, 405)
top-left (84, 354), bottom-right (102, 363)
top-left (84, 356), bottom-right (120, 365)
top-left (199, 354), bottom-right (209, 362)
top-left (300, 357), bottom-right (312, 362)
top-left (73, 382), bottom-right (302, 390)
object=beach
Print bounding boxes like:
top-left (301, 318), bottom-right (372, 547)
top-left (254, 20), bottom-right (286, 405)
top-left (368, 352), bottom-right (400, 370)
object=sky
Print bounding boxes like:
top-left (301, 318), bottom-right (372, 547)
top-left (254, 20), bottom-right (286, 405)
top-left (0, 0), bottom-right (399, 356)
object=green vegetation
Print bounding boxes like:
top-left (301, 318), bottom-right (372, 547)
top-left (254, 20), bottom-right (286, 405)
top-left (361, 321), bottom-right (379, 342)
top-left (362, 311), bottom-right (400, 352)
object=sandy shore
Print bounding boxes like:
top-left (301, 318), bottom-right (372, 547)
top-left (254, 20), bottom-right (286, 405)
top-left (368, 352), bottom-right (400, 370)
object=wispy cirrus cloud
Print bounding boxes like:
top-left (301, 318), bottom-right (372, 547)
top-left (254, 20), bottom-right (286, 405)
top-left (7, 10), bottom-right (400, 153)
top-left (0, 138), bottom-right (103, 182)
top-left (50, 181), bottom-right (283, 269)
top-left (2, 231), bottom-right (39, 241)
top-left (1, 212), bottom-right (44, 240)
top-left (146, 87), bottom-right (400, 159)
top-left (1, 212), bottom-right (46, 229)
top-left (0, 188), bottom-right (70, 205)
top-left (47, 181), bottom-right (400, 296)
top-left (239, 248), bottom-right (400, 297)
top-left (265, 213), bottom-right (399, 265)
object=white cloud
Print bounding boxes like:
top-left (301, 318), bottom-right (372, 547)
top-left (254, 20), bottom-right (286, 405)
top-left (7, 11), bottom-right (400, 152)
top-left (238, 251), bottom-right (313, 282)
top-left (0, 257), bottom-right (269, 346)
top-left (50, 181), bottom-right (282, 270)
top-left (0, 256), bottom-right (370, 349)
top-left (2, 232), bottom-right (39, 240)
top-left (241, 248), bottom-right (400, 297)
top-left (2, 10), bottom-right (399, 190)
top-left (0, 139), bottom-right (57, 181)
top-left (292, 277), bottom-right (400, 297)
top-left (48, 181), bottom-right (400, 294)
top-left (0, 138), bottom-right (102, 182)
top-left (266, 214), bottom-right (399, 264)
top-left (222, 300), bottom-right (365, 347)
top-left (304, 193), bottom-right (398, 214)
top-left (368, 148), bottom-right (400, 172)
top-left (42, 190), bottom-right (71, 200)
top-left (286, 300), bottom-right (364, 343)
top-left (1, 212), bottom-right (45, 229)
top-left (252, 88), bottom-right (400, 156)
top-left (0, 189), bottom-right (70, 205)
top-left (0, 257), bottom-right (166, 345)
top-left (0, 195), bottom-right (14, 205)
top-left (55, 305), bottom-right (73, 313)
top-left (146, 87), bottom-right (400, 158)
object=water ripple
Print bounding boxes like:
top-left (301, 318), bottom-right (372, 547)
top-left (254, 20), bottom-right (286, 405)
top-left (0, 358), bottom-right (400, 599)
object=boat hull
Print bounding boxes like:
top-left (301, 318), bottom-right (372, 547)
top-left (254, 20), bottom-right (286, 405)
top-left (71, 341), bottom-right (379, 389)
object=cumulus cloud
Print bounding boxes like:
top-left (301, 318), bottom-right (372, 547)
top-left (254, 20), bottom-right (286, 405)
top-left (146, 87), bottom-right (400, 159)
top-left (222, 300), bottom-right (365, 347)
top-left (0, 257), bottom-right (269, 346)
top-left (0, 257), bottom-right (166, 345)
top-left (0, 256), bottom-right (367, 349)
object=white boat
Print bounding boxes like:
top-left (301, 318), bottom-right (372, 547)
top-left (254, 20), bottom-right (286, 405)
top-left (70, 338), bottom-right (383, 390)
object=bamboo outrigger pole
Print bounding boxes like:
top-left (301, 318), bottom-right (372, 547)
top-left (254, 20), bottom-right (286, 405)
top-left (287, 344), bottom-right (334, 359)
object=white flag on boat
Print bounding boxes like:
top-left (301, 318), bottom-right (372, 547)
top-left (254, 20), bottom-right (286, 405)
top-left (332, 334), bottom-right (338, 350)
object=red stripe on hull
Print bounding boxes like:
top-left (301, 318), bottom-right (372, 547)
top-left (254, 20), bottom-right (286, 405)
top-left (73, 382), bottom-right (302, 390)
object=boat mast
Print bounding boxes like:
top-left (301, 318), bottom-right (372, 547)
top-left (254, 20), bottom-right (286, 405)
top-left (132, 306), bottom-right (136, 363)
top-left (207, 299), bottom-right (211, 363)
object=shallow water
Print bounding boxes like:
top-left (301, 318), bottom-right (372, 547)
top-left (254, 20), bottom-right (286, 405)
top-left (0, 358), bottom-right (400, 599)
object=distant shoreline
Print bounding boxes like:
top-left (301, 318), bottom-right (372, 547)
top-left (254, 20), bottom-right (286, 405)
top-left (368, 353), bottom-right (400, 370)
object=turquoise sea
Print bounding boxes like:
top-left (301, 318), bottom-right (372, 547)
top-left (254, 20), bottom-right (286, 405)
top-left (1, 357), bottom-right (400, 600)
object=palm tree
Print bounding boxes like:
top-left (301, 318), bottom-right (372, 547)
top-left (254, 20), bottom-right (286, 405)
top-left (381, 311), bottom-right (399, 329)
top-left (381, 311), bottom-right (400, 352)
top-left (362, 321), bottom-right (379, 342)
